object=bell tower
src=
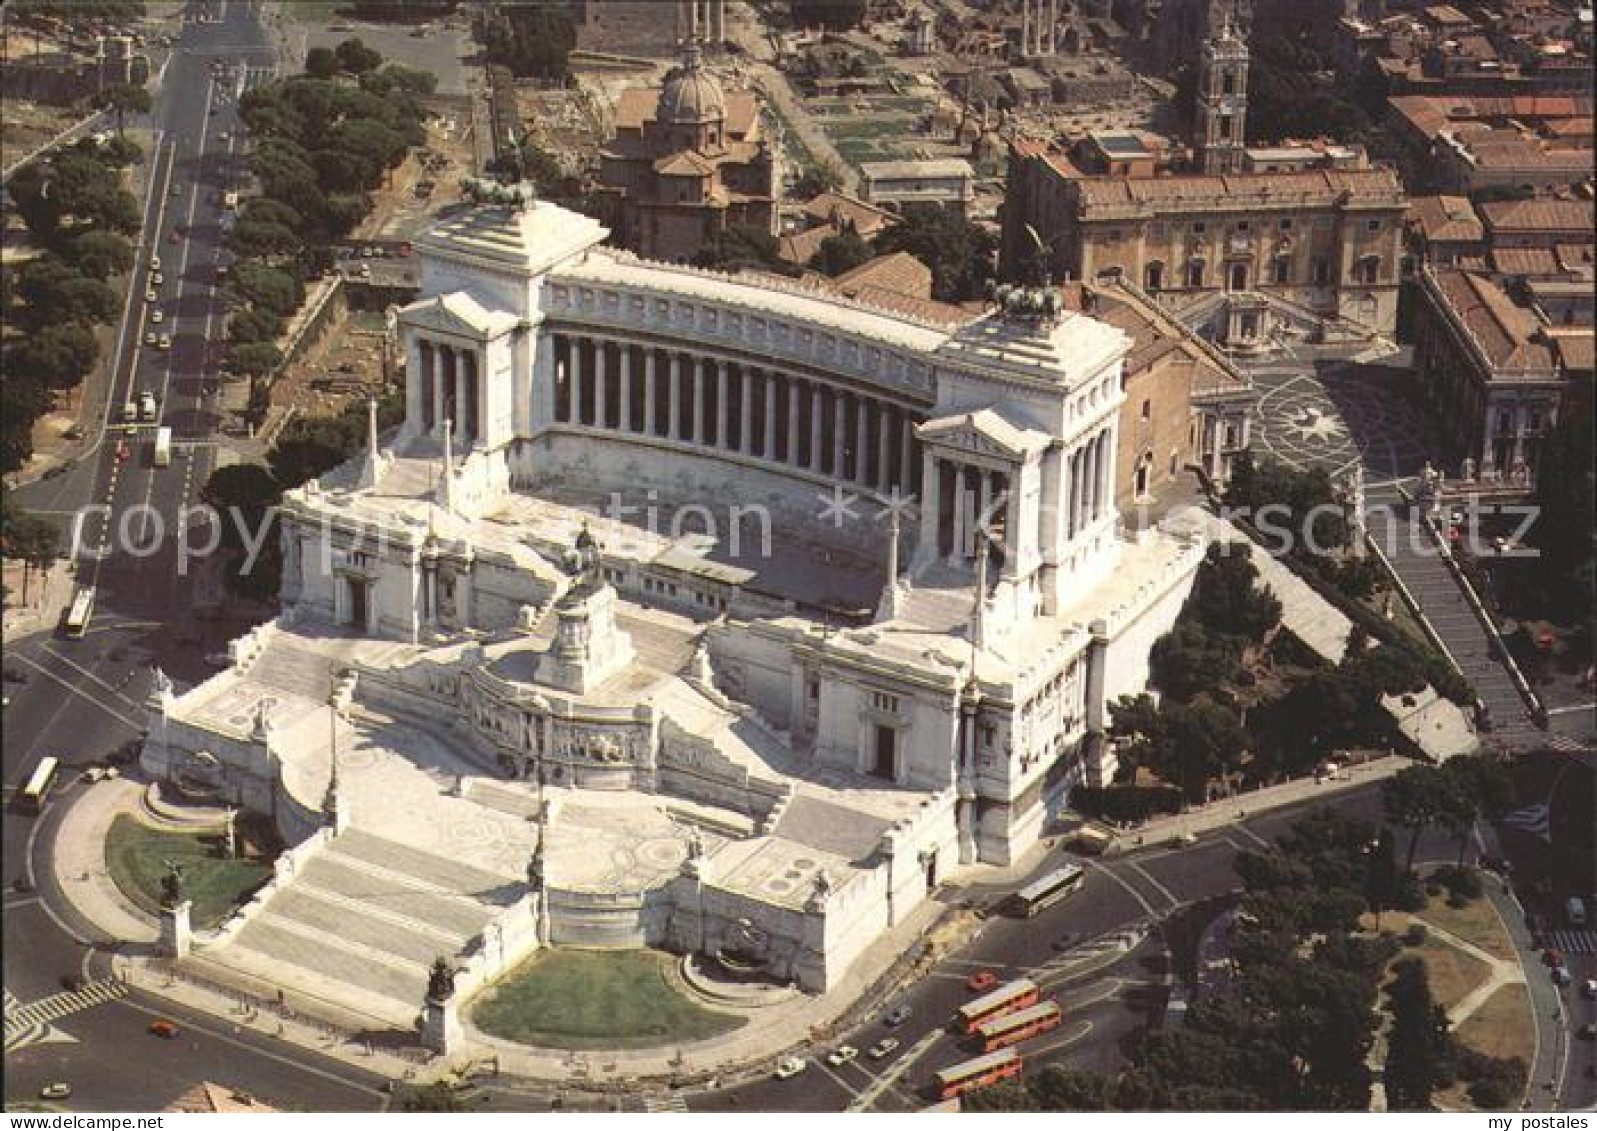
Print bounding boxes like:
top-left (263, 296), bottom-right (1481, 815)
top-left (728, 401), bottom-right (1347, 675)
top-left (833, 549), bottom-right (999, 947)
top-left (1194, 16), bottom-right (1249, 174)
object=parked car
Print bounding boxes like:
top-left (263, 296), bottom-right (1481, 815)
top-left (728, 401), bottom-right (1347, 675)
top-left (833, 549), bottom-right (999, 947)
top-left (826, 1045), bottom-right (859, 1067)
top-left (1582, 978), bottom-right (1597, 1000)
top-left (773, 1057), bottom-right (806, 1080)
top-left (145, 288), bottom-right (157, 302)
top-left (966, 970), bottom-right (998, 993)
top-left (150, 309), bottom-right (163, 324)
top-left (144, 332), bottom-right (157, 347)
top-left (882, 1003), bottom-right (912, 1027)
top-left (39, 1082), bottom-right (72, 1100)
top-left (139, 392), bottom-right (157, 421)
top-left (158, 334), bottom-right (171, 350)
top-left (148, 1019), bottom-right (179, 1038)
top-left (1552, 965), bottom-right (1572, 987)
top-left (123, 400), bottom-right (139, 422)
top-left (867, 1037), bottom-right (900, 1061)
top-left (1580, 1023), bottom-right (1596, 1041)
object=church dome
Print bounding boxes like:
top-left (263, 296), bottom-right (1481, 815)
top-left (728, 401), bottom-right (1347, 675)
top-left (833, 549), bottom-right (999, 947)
top-left (658, 45), bottom-right (726, 125)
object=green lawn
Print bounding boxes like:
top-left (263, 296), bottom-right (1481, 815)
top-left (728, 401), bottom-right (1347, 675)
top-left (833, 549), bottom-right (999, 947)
top-left (104, 815), bottom-right (272, 929)
top-left (471, 949), bottom-right (744, 1049)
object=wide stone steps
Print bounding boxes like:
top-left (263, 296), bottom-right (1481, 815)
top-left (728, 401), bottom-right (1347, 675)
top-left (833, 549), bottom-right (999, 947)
top-left (226, 917), bottom-right (428, 1019)
top-left (332, 828), bottom-right (515, 895)
top-left (296, 856), bottom-right (500, 938)
top-left (269, 888), bottom-right (469, 966)
top-left (464, 779), bottom-right (542, 820)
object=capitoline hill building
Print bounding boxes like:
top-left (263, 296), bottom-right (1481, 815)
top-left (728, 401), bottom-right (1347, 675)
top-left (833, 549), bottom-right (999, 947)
top-left (138, 182), bottom-right (1207, 1028)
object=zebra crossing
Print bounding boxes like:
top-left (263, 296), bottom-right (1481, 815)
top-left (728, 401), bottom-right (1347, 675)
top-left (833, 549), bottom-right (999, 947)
top-left (1542, 930), bottom-right (1597, 956)
top-left (4, 980), bottom-right (128, 1053)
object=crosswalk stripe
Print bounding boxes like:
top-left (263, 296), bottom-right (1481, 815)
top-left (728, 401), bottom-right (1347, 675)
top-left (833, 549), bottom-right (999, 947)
top-left (1543, 930), bottom-right (1596, 955)
top-left (3, 979), bottom-right (129, 1049)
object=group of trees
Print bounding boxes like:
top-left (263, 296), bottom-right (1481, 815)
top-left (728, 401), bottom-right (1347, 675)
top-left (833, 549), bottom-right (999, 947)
top-left (972, 810), bottom-right (1399, 1110)
top-left (482, 6), bottom-right (577, 81)
top-left (1108, 545), bottom-right (1280, 804)
top-left (3, 135), bottom-right (145, 472)
top-left (789, 0), bottom-right (868, 31)
top-left (200, 392), bottom-right (404, 598)
top-left (227, 39), bottom-right (431, 422)
top-left (0, 487), bottom-right (62, 605)
top-left (1380, 756), bottom-right (1515, 875)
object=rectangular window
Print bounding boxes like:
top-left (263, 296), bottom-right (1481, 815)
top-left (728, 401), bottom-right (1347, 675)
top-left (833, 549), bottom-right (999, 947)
top-left (1193, 222), bottom-right (1207, 234)
top-left (1278, 218), bottom-right (1293, 231)
top-left (1273, 258), bottom-right (1290, 284)
top-left (1312, 258), bottom-right (1331, 285)
top-left (872, 691), bottom-right (900, 713)
top-left (1237, 220), bottom-right (1250, 232)
top-left (1366, 219), bottom-right (1382, 232)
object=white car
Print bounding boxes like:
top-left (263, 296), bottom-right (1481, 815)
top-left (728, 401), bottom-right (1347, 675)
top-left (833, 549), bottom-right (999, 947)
top-left (150, 309), bottom-right (163, 324)
top-left (157, 334), bottom-right (172, 350)
top-left (826, 1045), bottom-right (859, 1067)
top-left (145, 289), bottom-right (157, 302)
top-left (139, 392), bottom-right (157, 421)
top-left (122, 400), bottom-right (139, 422)
top-left (1582, 978), bottom-right (1597, 1000)
top-left (867, 1037), bottom-right (900, 1060)
top-left (773, 1057), bottom-right (807, 1080)
top-left (144, 331), bottom-right (157, 347)
top-left (150, 255), bottom-right (162, 272)
top-left (151, 272), bottom-right (163, 286)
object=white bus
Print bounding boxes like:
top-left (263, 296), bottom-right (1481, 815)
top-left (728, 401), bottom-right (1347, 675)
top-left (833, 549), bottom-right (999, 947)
top-left (1011, 863), bottom-right (1086, 918)
top-left (153, 426), bottom-right (172, 468)
top-left (20, 756), bottom-right (61, 813)
top-left (64, 586), bottom-right (95, 637)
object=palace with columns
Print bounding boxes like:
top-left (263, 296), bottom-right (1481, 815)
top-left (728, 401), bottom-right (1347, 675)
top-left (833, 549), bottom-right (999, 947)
top-left (143, 181), bottom-right (1208, 1000)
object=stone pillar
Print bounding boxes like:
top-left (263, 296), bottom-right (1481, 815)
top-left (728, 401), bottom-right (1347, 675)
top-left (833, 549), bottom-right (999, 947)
top-left (763, 370), bottom-right (778, 460)
top-left (810, 385), bottom-right (825, 472)
top-left (949, 462), bottom-right (969, 563)
top-left (832, 391), bottom-right (847, 477)
top-left (901, 415), bottom-right (917, 493)
top-left (431, 342), bottom-right (447, 436)
top-left (671, 353), bottom-right (684, 440)
top-left (1097, 430), bottom-right (1114, 521)
top-left (788, 379), bottom-right (802, 466)
top-left (1003, 472), bottom-right (1022, 578)
top-left (160, 900), bottom-right (193, 958)
top-left (421, 996), bottom-right (463, 1055)
top-left (693, 356), bottom-right (707, 445)
top-left (465, 349), bottom-right (481, 447)
top-left (715, 359), bottom-right (729, 449)
top-left (411, 338), bottom-right (430, 430)
top-left (570, 337), bottom-right (585, 427)
top-left (855, 396), bottom-right (871, 486)
top-left (739, 366), bottom-right (754, 454)
top-left (976, 469), bottom-right (994, 546)
top-left (1022, 0), bottom-right (1031, 55)
top-left (644, 347), bottom-right (657, 436)
top-left (594, 339), bottom-right (609, 429)
top-left (449, 347), bottom-right (466, 445)
top-left (620, 342), bottom-right (634, 432)
top-left (917, 452), bottom-right (941, 559)
top-left (876, 405), bottom-right (893, 490)
top-left (1067, 446), bottom-right (1082, 539)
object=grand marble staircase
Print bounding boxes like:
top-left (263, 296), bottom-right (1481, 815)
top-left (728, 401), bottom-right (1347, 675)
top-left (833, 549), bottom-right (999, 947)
top-left (195, 828), bottom-right (521, 1029)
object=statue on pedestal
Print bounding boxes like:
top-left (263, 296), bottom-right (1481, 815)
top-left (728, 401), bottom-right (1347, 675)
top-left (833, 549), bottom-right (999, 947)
top-left (159, 861), bottom-right (186, 910)
top-left (426, 957), bottom-right (457, 1004)
top-left (1461, 456), bottom-right (1476, 483)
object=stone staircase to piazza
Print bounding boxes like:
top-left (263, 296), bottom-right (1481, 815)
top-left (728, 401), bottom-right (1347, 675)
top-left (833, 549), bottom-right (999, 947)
top-left (194, 828), bottom-right (522, 1030)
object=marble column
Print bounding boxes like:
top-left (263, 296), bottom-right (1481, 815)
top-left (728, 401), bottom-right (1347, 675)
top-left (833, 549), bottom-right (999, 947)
top-left (431, 342), bottom-right (447, 435)
top-left (876, 405), bottom-right (892, 490)
top-left (901, 415), bottom-right (917, 493)
top-left (810, 385), bottom-right (825, 473)
top-left (950, 462), bottom-right (969, 562)
top-left (788, 379), bottom-right (802, 467)
top-left (619, 343), bottom-right (633, 432)
top-left (1097, 431), bottom-right (1113, 520)
top-left (715, 360), bottom-right (729, 450)
top-left (570, 336), bottom-right (585, 428)
top-left (594, 340), bottom-right (609, 429)
top-left (832, 391), bottom-right (847, 477)
top-left (1003, 472), bottom-right (1022, 577)
top-left (855, 396), bottom-right (871, 486)
top-left (977, 469), bottom-right (994, 544)
top-left (644, 347), bottom-right (657, 436)
top-left (693, 356), bottom-right (706, 445)
top-left (739, 366), bottom-right (754, 455)
top-left (671, 353), bottom-right (684, 441)
top-left (1067, 446), bottom-right (1082, 539)
top-left (762, 371), bottom-right (778, 460)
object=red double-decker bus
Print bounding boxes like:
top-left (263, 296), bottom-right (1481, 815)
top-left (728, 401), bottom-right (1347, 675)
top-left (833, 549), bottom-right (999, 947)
top-left (931, 1048), bottom-right (1024, 1100)
top-left (974, 999), bottom-right (1063, 1052)
top-left (954, 978), bottom-right (1040, 1035)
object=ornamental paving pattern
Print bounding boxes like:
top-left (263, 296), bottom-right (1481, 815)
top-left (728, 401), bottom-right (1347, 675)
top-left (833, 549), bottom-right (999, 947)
top-left (1248, 354), bottom-right (1436, 480)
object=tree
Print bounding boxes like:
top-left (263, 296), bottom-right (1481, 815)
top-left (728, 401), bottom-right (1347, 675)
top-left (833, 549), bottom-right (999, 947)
top-left (13, 322), bottom-right (100, 389)
top-left (1437, 755), bottom-right (1515, 866)
top-left (812, 222), bottom-right (873, 277)
top-left (1384, 957), bottom-right (1449, 1111)
top-left (228, 218), bottom-right (302, 259)
top-left (97, 82), bottom-right (152, 137)
top-left (485, 6), bottom-right (576, 80)
top-left (305, 45), bottom-right (338, 79)
top-left (229, 262), bottom-right (303, 319)
top-left (1159, 699), bottom-right (1248, 804)
top-left (694, 224), bottom-right (788, 274)
top-left (1150, 621), bottom-right (1243, 702)
top-left (333, 37), bottom-right (384, 75)
top-left (228, 341), bottom-right (283, 379)
top-left (65, 230), bottom-right (136, 279)
top-left (1188, 544), bottom-right (1281, 643)
top-left (4, 511), bottom-right (60, 605)
top-left (794, 157), bottom-right (845, 198)
top-left (1363, 828), bottom-right (1400, 929)
top-left (200, 463), bottom-right (282, 599)
top-left (872, 203), bottom-right (995, 302)
top-left (1382, 765), bottom-right (1447, 874)
top-left (791, 0), bottom-right (868, 30)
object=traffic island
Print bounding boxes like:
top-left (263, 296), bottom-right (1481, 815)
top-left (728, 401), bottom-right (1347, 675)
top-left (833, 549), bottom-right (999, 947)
top-left (104, 813), bottom-right (272, 929)
top-left (470, 948), bottom-right (745, 1050)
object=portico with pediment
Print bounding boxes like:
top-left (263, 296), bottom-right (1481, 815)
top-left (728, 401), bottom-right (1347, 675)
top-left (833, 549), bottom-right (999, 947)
top-left (398, 291), bottom-right (522, 452)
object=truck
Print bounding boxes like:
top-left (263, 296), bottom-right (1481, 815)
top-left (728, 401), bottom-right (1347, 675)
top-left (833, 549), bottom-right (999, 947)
top-left (152, 426), bottom-right (172, 468)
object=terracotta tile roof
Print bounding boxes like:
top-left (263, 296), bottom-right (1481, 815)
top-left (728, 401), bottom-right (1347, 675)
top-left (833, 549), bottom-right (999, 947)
top-left (799, 191), bottom-right (898, 237)
top-left (166, 1083), bottom-right (279, 1114)
top-left (1085, 281), bottom-right (1250, 397)
top-left (1073, 166), bottom-right (1404, 212)
top-left (1555, 242), bottom-right (1596, 275)
top-left (1551, 331), bottom-right (1595, 375)
top-left (831, 251), bottom-right (933, 299)
top-left (613, 87), bottom-right (759, 138)
top-left (1490, 246), bottom-right (1563, 276)
top-left (1409, 195), bottom-right (1484, 243)
top-left (1432, 268), bottom-right (1557, 370)
top-left (1478, 199), bottom-right (1595, 233)
top-left (777, 225), bottom-right (834, 266)
top-left (654, 151), bottom-right (717, 177)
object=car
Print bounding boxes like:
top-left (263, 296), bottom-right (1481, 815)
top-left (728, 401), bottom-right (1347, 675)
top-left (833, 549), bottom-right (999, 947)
top-left (361, 246), bottom-right (376, 258)
top-left (867, 1037), bottom-right (900, 1060)
top-left (1553, 965), bottom-right (1572, 987)
top-left (144, 331), bottom-right (157, 347)
top-left (150, 309), bottom-right (163, 324)
top-left (148, 1019), bottom-right (179, 1038)
top-left (1582, 978), bottom-right (1597, 1000)
top-left (145, 288), bottom-right (157, 302)
top-left (826, 1045), bottom-right (859, 1067)
top-left (123, 400), bottom-right (139, 422)
top-left (39, 1082), bottom-right (72, 1101)
top-left (218, 131), bottom-right (230, 143)
top-left (152, 272), bottom-right (163, 286)
top-left (150, 255), bottom-right (162, 272)
top-left (171, 182), bottom-right (182, 195)
top-left (882, 1004), bottom-right (912, 1028)
top-left (773, 1057), bottom-right (807, 1080)
top-left (139, 392), bottom-right (156, 421)
top-left (158, 334), bottom-right (171, 350)
top-left (967, 970), bottom-right (998, 993)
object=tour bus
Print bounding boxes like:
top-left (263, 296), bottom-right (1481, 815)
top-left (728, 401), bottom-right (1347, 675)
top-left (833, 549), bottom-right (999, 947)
top-left (63, 586), bottom-right (96, 638)
top-left (973, 999), bottom-right (1063, 1053)
top-left (153, 426), bottom-right (172, 468)
top-left (20, 756), bottom-right (61, 814)
top-left (1011, 863), bottom-right (1086, 918)
top-left (954, 978), bottom-right (1040, 1035)
top-left (930, 1048), bottom-right (1023, 1101)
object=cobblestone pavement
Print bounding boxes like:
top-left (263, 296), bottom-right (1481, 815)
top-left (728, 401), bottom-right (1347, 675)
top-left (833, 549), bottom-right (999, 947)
top-left (1248, 355), bottom-right (1436, 480)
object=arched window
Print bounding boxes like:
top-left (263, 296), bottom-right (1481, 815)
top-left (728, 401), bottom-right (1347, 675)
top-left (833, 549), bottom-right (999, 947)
top-left (1185, 259), bottom-right (1205, 288)
top-left (1145, 261), bottom-right (1164, 291)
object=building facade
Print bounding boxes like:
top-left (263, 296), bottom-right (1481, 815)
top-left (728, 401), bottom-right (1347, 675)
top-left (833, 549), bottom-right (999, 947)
top-left (598, 47), bottom-right (779, 263)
